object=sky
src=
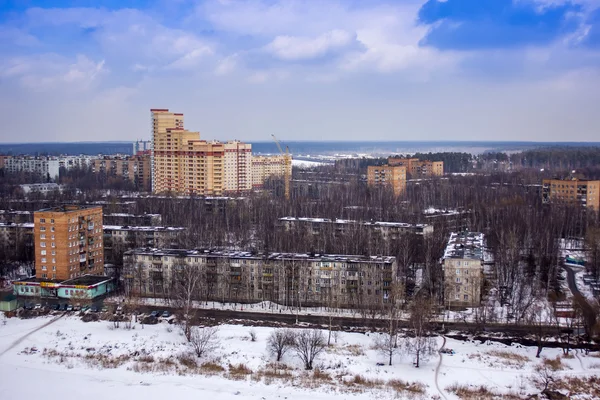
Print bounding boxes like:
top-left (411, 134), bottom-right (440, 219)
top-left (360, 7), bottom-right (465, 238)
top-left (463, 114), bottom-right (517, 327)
top-left (1, 0), bottom-right (600, 143)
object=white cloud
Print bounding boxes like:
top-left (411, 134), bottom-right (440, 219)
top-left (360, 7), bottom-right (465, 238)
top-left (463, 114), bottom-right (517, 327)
top-left (265, 29), bottom-right (354, 60)
top-left (1, 54), bottom-right (106, 92)
top-left (215, 54), bottom-right (239, 75)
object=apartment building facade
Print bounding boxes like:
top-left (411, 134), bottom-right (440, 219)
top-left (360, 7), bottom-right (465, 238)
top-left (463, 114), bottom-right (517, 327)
top-left (279, 217), bottom-right (433, 237)
top-left (34, 205), bottom-right (104, 281)
top-left (367, 165), bottom-right (407, 196)
top-left (224, 141), bottom-right (252, 192)
top-left (542, 178), bottom-right (600, 211)
top-left (388, 157), bottom-right (443, 178)
top-left (441, 231), bottom-right (485, 307)
top-left (124, 249), bottom-right (398, 308)
top-left (103, 225), bottom-right (184, 264)
top-left (93, 154), bottom-right (151, 190)
top-left (3, 157), bottom-right (60, 180)
top-left (251, 155), bottom-right (291, 188)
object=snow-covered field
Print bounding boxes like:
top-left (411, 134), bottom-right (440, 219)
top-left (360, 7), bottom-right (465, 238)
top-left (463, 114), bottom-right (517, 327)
top-left (0, 314), bottom-right (598, 400)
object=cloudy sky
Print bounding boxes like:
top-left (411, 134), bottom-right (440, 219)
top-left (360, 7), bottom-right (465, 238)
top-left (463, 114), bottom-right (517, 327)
top-left (1, 0), bottom-right (600, 143)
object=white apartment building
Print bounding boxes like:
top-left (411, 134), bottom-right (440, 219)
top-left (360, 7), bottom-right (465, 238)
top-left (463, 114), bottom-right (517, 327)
top-left (442, 231), bottom-right (485, 307)
top-left (4, 157), bottom-right (60, 180)
top-left (251, 155), bottom-right (291, 188)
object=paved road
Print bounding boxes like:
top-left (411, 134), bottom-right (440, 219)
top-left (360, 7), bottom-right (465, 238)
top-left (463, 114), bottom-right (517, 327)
top-left (0, 314), bottom-right (64, 358)
top-left (563, 264), bottom-right (596, 336)
top-left (435, 336), bottom-right (448, 400)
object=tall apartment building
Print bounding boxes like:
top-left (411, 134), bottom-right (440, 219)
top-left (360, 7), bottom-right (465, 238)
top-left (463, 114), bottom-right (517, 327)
top-left (542, 178), bottom-right (600, 212)
top-left (367, 165), bottom-right (407, 196)
top-left (93, 154), bottom-right (151, 190)
top-left (34, 205), bottom-right (104, 281)
top-left (153, 109), bottom-right (252, 195)
top-left (388, 157), bottom-right (443, 178)
top-left (441, 231), bottom-right (484, 307)
top-left (124, 248), bottom-right (397, 307)
top-left (3, 157), bottom-right (60, 180)
top-left (224, 141), bottom-right (252, 192)
top-left (251, 155), bottom-right (292, 188)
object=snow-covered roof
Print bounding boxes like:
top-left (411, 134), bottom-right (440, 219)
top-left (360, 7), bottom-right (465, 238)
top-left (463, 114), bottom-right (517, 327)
top-left (103, 225), bottom-right (185, 232)
top-left (279, 217), bottom-right (430, 230)
top-left (125, 248), bottom-right (396, 264)
top-left (443, 231), bottom-right (485, 260)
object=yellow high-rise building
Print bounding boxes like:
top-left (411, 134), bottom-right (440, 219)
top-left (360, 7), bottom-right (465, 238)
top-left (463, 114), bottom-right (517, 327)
top-left (367, 165), bottom-right (407, 196)
top-left (151, 109), bottom-right (253, 195)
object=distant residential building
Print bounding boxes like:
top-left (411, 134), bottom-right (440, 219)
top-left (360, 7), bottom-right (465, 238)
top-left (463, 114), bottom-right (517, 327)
top-left (20, 183), bottom-right (64, 196)
top-left (367, 165), bottom-right (407, 196)
top-left (34, 205), bottom-right (104, 280)
top-left (223, 141), bottom-right (252, 192)
top-left (103, 213), bottom-right (162, 226)
top-left (103, 225), bottom-right (185, 263)
top-left (542, 178), bottom-right (600, 212)
top-left (124, 248), bottom-right (397, 307)
top-left (92, 154), bottom-right (151, 190)
top-left (133, 140), bottom-right (152, 155)
top-left (441, 231), bottom-right (485, 307)
top-left (0, 210), bottom-right (32, 224)
top-left (3, 157), bottom-right (60, 180)
top-left (56, 155), bottom-right (95, 170)
top-left (251, 155), bottom-right (292, 188)
top-left (388, 157), bottom-right (444, 178)
top-left (279, 217), bottom-right (433, 237)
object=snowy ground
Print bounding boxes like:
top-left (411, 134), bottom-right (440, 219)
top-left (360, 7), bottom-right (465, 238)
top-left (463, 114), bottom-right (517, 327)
top-left (1, 314), bottom-right (599, 399)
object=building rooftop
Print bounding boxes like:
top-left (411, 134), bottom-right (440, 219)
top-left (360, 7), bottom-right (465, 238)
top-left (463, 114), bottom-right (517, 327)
top-left (0, 222), bottom-right (34, 229)
top-left (443, 231), bottom-right (484, 260)
top-left (126, 248), bottom-right (396, 264)
top-left (279, 217), bottom-right (430, 229)
top-left (104, 225), bottom-right (185, 232)
top-left (60, 275), bottom-right (112, 286)
top-left (37, 205), bottom-right (102, 213)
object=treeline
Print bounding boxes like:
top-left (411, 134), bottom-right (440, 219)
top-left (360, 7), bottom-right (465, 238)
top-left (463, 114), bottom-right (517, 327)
top-left (334, 152), bottom-right (473, 173)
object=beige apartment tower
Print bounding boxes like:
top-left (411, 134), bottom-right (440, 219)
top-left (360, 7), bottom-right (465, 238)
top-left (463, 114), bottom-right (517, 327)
top-left (34, 205), bottom-right (104, 281)
top-left (388, 157), bottom-right (444, 178)
top-left (151, 109), bottom-right (253, 195)
top-left (367, 165), bottom-right (407, 196)
top-left (542, 178), bottom-right (600, 212)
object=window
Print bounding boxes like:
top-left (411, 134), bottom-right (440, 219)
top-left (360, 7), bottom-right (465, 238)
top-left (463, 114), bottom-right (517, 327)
top-left (41, 257), bottom-right (46, 263)
top-left (50, 219), bottom-right (54, 224)
top-left (456, 269), bottom-right (460, 275)
top-left (40, 227), bottom-right (46, 232)
top-left (456, 277), bottom-right (461, 283)
top-left (51, 242), bottom-right (55, 248)
top-left (39, 218), bottom-right (45, 223)
top-left (51, 227), bottom-right (55, 232)
top-left (40, 242), bottom-right (46, 248)
top-left (52, 266), bottom-right (56, 271)
top-left (52, 258), bottom-right (56, 263)
top-left (41, 250), bottom-right (46, 256)
top-left (41, 266), bottom-right (47, 271)
top-left (464, 295), bottom-right (469, 300)
top-left (51, 250), bottom-right (56, 255)
top-left (40, 234), bottom-right (46, 239)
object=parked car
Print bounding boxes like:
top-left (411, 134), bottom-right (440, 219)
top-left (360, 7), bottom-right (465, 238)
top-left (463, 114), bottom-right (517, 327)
top-left (33, 304), bottom-right (42, 311)
top-left (150, 310), bottom-right (160, 318)
top-left (82, 305), bottom-right (90, 312)
top-left (52, 304), bottom-right (61, 311)
top-left (73, 304), bottom-right (81, 311)
top-left (23, 303), bottom-right (34, 310)
top-left (66, 305), bottom-right (74, 312)
top-left (162, 311), bottom-right (171, 318)
top-left (90, 305), bottom-right (100, 313)
top-left (101, 306), bottom-right (108, 313)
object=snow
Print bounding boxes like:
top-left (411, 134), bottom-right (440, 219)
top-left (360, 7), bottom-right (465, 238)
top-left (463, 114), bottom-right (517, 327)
top-left (292, 159), bottom-right (325, 168)
top-left (1, 314), bottom-right (598, 399)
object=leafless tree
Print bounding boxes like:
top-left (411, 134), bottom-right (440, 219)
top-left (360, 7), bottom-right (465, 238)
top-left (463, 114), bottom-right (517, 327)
top-left (373, 330), bottom-right (401, 366)
top-left (527, 300), bottom-right (553, 358)
top-left (292, 329), bottom-right (327, 370)
top-left (189, 325), bottom-right (220, 358)
top-left (532, 363), bottom-right (557, 392)
top-left (406, 296), bottom-right (437, 368)
top-left (267, 328), bottom-right (295, 362)
top-left (172, 263), bottom-right (202, 341)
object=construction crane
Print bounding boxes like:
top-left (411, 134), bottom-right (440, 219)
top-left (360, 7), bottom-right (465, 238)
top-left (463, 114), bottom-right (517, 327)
top-left (271, 134), bottom-right (292, 200)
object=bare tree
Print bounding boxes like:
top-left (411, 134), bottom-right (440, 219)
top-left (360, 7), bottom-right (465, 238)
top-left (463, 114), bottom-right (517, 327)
top-left (532, 363), bottom-right (557, 392)
top-left (189, 326), bottom-right (219, 358)
top-left (172, 263), bottom-right (202, 341)
top-left (527, 300), bottom-right (553, 358)
top-left (374, 331), bottom-right (401, 366)
top-left (406, 296), bottom-right (437, 368)
top-left (267, 328), bottom-right (295, 362)
top-left (292, 329), bottom-right (327, 370)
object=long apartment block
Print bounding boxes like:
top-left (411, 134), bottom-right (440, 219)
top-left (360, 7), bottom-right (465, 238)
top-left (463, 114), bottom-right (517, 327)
top-left (279, 217), bottom-right (433, 236)
top-left (542, 178), bottom-right (600, 211)
top-left (124, 248), bottom-right (398, 308)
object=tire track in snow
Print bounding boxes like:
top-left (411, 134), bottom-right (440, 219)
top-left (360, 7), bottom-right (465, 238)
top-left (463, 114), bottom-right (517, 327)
top-left (435, 335), bottom-right (448, 400)
top-left (0, 314), bottom-right (64, 358)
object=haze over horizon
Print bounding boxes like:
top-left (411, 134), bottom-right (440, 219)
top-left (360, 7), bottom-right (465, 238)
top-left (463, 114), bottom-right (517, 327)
top-left (1, 0), bottom-right (600, 143)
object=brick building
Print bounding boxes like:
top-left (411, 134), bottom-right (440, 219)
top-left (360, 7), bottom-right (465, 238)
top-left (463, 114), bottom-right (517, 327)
top-left (34, 205), bottom-right (104, 280)
top-left (367, 165), bottom-right (407, 196)
top-left (542, 178), bottom-right (600, 212)
top-left (388, 157), bottom-right (443, 178)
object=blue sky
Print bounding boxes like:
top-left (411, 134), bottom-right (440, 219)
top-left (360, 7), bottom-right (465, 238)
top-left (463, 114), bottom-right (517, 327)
top-left (1, 0), bottom-right (600, 142)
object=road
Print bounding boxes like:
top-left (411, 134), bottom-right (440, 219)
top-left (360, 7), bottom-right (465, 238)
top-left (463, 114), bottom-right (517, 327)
top-left (563, 264), bottom-right (596, 333)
